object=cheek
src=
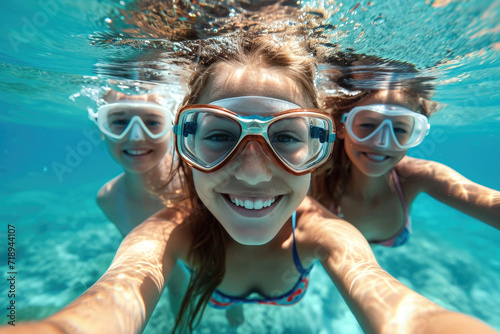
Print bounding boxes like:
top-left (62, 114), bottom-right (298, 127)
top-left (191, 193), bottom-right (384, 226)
top-left (152, 140), bottom-right (170, 158)
top-left (289, 174), bottom-right (310, 202)
top-left (192, 171), bottom-right (208, 203)
top-left (192, 169), bottom-right (231, 205)
top-left (104, 139), bottom-right (121, 159)
top-left (298, 174), bottom-right (311, 196)
top-left (392, 151), bottom-right (407, 162)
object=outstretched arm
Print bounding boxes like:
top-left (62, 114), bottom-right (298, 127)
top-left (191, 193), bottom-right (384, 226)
top-left (298, 197), bottom-right (498, 334)
top-left (399, 157), bottom-right (500, 230)
top-left (0, 208), bottom-right (187, 334)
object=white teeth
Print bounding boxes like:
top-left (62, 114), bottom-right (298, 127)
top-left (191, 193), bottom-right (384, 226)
top-left (126, 149), bottom-right (150, 156)
top-left (263, 198), bottom-right (276, 207)
top-left (366, 153), bottom-right (387, 161)
top-left (229, 196), bottom-right (276, 210)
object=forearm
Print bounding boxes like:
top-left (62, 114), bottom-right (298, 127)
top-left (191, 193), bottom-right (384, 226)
top-left (314, 215), bottom-right (496, 333)
top-left (428, 188), bottom-right (500, 230)
top-left (47, 256), bottom-right (167, 333)
top-left (51, 220), bottom-right (175, 333)
top-left (324, 257), bottom-right (498, 334)
top-left (0, 262), bottom-right (167, 334)
top-left (419, 311), bottom-right (499, 334)
top-left (325, 258), bottom-right (434, 333)
top-left (0, 218), bottom-right (177, 334)
top-left (407, 158), bottom-right (500, 230)
top-left (0, 321), bottom-right (65, 334)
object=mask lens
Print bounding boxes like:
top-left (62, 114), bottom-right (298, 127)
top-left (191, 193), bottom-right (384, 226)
top-left (351, 109), bottom-right (416, 146)
top-left (178, 110), bottom-right (242, 168)
top-left (105, 108), bottom-right (133, 135)
top-left (140, 109), bottom-right (169, 134)
top-left (390, 115), bottom-right (415, 146)
top-left (269, 115), bottom-right (331, 171)
top-left (350, 109), bottom-right (384, 139)
top-left (99, 104), bottom-right (171, 140)
top-left (175, 105), bottom-right (334, 174)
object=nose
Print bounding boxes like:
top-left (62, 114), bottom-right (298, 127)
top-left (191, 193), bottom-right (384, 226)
top-left (128, 122), bottom-right (146, 142)
top-left (373, 122), bottom-right (392, 149)
top-left (232, 141), bottom-right (272, 185)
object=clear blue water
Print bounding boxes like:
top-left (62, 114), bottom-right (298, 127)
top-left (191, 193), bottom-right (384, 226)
top-left (1, 0), bottom-right (499, 333)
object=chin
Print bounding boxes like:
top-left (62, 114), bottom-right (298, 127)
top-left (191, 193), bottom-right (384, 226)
top-left (357, 158), bottom-right (397, 177)
top-left (227, 226), bottom-right (279, 246)
top-left (124, 164), bottom-right (154, 174)
top-left (231, 235), bottom-right (274, 246)
top-left (361, 169), bottom-right (392, 177)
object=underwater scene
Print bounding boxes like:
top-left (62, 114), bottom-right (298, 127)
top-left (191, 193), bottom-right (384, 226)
top-left (1, 0), bottom-right (499, 333)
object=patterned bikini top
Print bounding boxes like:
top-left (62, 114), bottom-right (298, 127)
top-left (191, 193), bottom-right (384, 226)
top-left (209, 212), bottom-right (313, 309)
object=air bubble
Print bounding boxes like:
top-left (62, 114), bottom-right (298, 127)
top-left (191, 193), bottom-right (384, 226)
top-left (372, 14), bottom-right (384, 25)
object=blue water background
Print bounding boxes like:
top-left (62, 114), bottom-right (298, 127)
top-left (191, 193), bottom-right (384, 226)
top-left (1, 0), bottom-right (499, 332)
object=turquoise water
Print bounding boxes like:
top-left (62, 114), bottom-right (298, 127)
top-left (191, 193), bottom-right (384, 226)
top-left (1, 0), bottom-right (499, 333)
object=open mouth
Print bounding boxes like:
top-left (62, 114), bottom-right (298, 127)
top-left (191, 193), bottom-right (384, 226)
top-left (222, 194), bottom-right (282, 217)
top-left (228, 195), bottom-right (278, 210)
top-left (123, 149), bottom-right (153, 157)
top-left (363, 152), bottom-right (389, 162)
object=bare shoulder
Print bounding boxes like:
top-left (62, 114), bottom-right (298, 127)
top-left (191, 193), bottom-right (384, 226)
top-left (295, 196), bottom-right (372, 262)
top-left (396, 156), bottom-right (484, 193)
top-left (96, 174), bottom-right (126, 224)
top-left (95, 175), bottom-right (132, 235)
top-left (396, 156), bottom-right (449, 178)
top-left (96, 174), bottom-right (124, 209)
top-left (395, 156), bottom-right (456, 192)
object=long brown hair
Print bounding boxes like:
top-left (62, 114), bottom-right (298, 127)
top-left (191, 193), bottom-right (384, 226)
top-left (170, 33), bottom-right (319, 332)
top-left (310, 52), bottom-right (440, 209)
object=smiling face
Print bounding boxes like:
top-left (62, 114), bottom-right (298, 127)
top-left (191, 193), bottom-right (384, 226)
top-left (191, 63), bottom-right (313, 245)
top-left (102, 93), bottom-right (171, 174)
top-left (340, 90), bottom-right (422, 177)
